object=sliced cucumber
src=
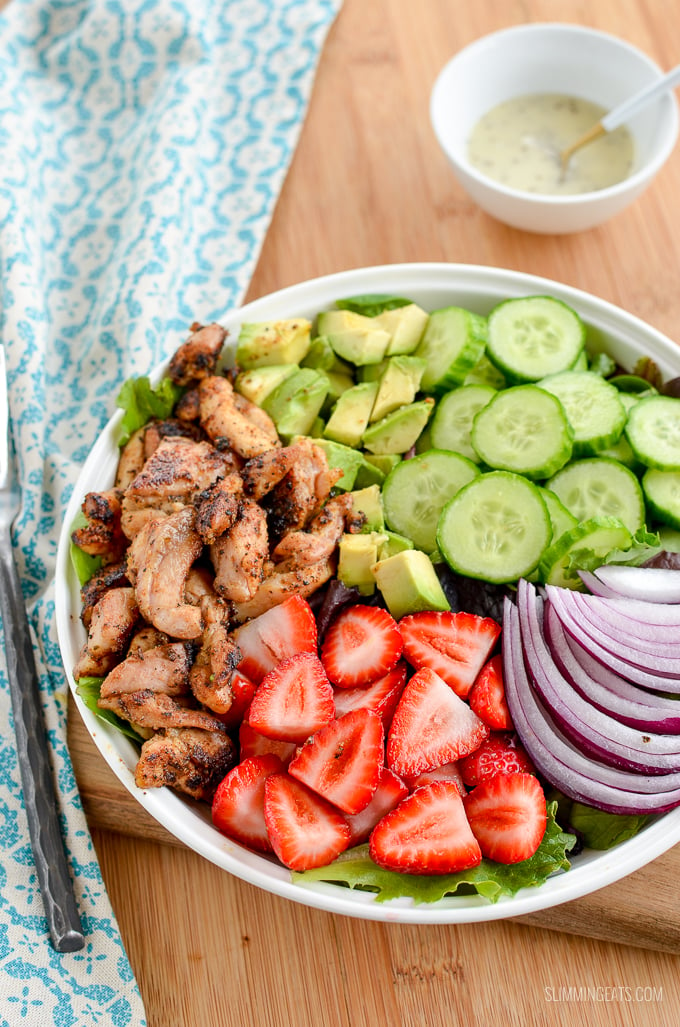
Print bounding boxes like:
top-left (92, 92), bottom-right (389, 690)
top-left (470, 384), bottom-right (573, 479)
top-left (642, 469), bottom-right (680, 530)
top-left (486, 296), bottom-right (585, 383)
top-left (414, 306), bottom-right (487, 393)
top-left (430, 384), bottom-right (496, 462)
top-left (538, 516), bottom-right (633, 588)
top-left (625, 395), bottom-right (680, 470)
top-left (382, 449), bottom-right (479, 553)
top-left (437, 471), bottom-right (551, 584)
top-left (538, 486), bottom-right (578, 542)
top-left (538, 370), bottom-right (626, 456)
top-left (546, 457), bottom-right (646, 534)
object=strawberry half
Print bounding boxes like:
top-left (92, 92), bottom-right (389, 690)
top-left (386, 666), bottom-right (489, 778)
top-left (212, 754), bottom-right (284, 853)
top-left (215, 670), bottom-right (257, 731)
top-left (233, 595), bottom-right (318, 684)
top-left (398, 611), bottom-right (501, 698)
top-left (288, 708), bottom-right (385, 815)
top-left (463, 772), bottom-right (547, 864)
top-left (320, 604), bottom-right (403, 688)
top-left (458, 732), bottom-right (535, 788)
top-left (332, 661), bottom-right (407, 730)
top-left (369, 781), bottom-right (482, 875)
top-left (263, 772), bottom-right (351, 871)
top-left (468, 655), bottom-right (513, 731)
top-left (404, 760), bottom-right (467, 797)
top-left (344, 767), bottom-right (409, 846)
top-left (238, 717), bottom-right (297, 765)
top-left (247, 652), bottom-right (335, 743)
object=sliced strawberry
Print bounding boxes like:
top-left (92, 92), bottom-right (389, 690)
top-left (344, 767), bottom-right (408, 846)
top-left (263, 772), bottom-right (351, 871)
top-left (463, 772), bottom-right (547, 864)
top-left (247, 652), bottom-right (335, 743)
top-left (468, 655), bottom-right (513, 730)
top-left (212, 754), bottom-right (284, 853)
top-left (458, 732), bottom-right (535, 788)
top-left (398, 611), bottom-right (501, 698)
top-left (369, 781), bottom-right (482, 875)
top-left (320, 604), bottom-right (403, 688)
top-left (215, 670), bottom-right (257, 731)
top-left (238, 718), bottom-right (297, 765)
top-left (386, 666), bottom-right (489, 778)
top-left (404, 760), bottom-right (467, 796)
top-left (288, 708), bottom-right (385, 815)
top-left (232, 595), bottom-right (318, 684)
top-left (332, 661), bottom-right (407, 730)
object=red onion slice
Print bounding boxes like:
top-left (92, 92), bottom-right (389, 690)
top-left (577, 593), bottom-right (680, 633)
top-left (578, 570), bottom-right (620, 598)
top-left (592, 565), bottom-right (680, 604)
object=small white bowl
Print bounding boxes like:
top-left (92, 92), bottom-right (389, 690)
top-left (430, 23), bottom-right (679, 233)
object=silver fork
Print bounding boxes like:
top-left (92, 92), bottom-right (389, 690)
top-left (0, 342), bottom-right (84, 952)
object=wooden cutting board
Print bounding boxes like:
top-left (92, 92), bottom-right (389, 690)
top-left (66, 698), bottom-right (680, 953)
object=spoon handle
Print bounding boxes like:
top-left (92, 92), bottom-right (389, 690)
top-left (602, 64), bottom-right (680, 131)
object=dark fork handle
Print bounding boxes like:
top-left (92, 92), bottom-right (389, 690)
top-left (0, 537), bottom-right (85, 952)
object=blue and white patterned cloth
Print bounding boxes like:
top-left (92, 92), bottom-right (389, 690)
top-left (0, 0), bottom-right (341, 1021)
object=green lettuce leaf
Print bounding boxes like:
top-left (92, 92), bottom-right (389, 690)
top-left (76, 676), bottom-right (145, 744)
top-left (116, 374), bottom-right (183, 446)
top-left (565, 527), bottom-right (661, 577)
top-left (335, 294), bottom-right (413, 317)
top-left (567, 802), bottom-right (650, 850)
top-left (69, 511), bottom-right (103, 586)
top-left (292, 801), bottom-right (575, 904)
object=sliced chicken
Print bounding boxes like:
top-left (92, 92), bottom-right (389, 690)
top-left (271, 493), bottom-right (353, 571)
top-left (210, 497), bottom-right (269, 603)
top-left (98, 690), bottom-right (228, 733)
top-left (189, 622), bottom-right (241, 714)
top-left (71, 489), bottom-right (127, 563)
top-left (167, 322), bottom-right (228, 386)
top-left (115, 429), bottom-right (147, 490)
top-left (231, 557), bottom-right (334, 622)
top-left (142, 418), bottom-right (204, 460)
top-left (99, 642), bottom-right (192, 699)
top-left (265, 438), bottom-right (342, 538)
top-left (134, 726), bottom-right (236, 800)
top-left (198, 375), bottom-right (280, 459)
top-left (194, 472), bottom-right (243, 544)
top-left (126, 437), bottom-right (232, 505)
top-left (73, 587), bottom-right (139, 680)
top-left (80, 560), bottom-right (130, 629)
top-left (240, 444), bottom-right (301, 501)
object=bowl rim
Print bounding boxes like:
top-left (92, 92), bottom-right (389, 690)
top-left (430, 21), bottom-right (680, 207)
top-left (56, 260), bottom-right (680, 924)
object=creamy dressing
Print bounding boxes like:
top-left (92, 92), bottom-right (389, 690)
top-left (467, 93), bottom-right (635, 195)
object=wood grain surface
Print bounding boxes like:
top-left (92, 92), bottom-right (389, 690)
top-left (67, 1), bottom-right (680, 1023)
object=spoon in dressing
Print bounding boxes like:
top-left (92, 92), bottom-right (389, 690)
top-left (560, 62), bottom-right (680, 171)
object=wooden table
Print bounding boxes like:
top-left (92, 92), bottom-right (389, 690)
top-left (68, 1), bottom-right (680, 1023)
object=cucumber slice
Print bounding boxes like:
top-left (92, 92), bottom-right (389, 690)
top-left (538, 370), bottom-right (627, 456)
top-left (538, 486), bottom-right (578, 542)
top-left (470, 384), bottom-right (573, 479)
top-left (414, 306), bottom-right (487, 393)
top-left (546, 457), bottom-right (646, 534)
top-left (486, 296), bottom-right (585, 383)
top-left (382, 449), bottom-right (479, 553)
top-left (642, 469), bottom-right (680, 530)
top-left (437, 471), bottom-right (551, 584)
top-left (430, 384), bottom-right (496, 462)
top-left (538, 516), bottom-right (633, 588)
top-left (625, 395), bottom-right (680, 470)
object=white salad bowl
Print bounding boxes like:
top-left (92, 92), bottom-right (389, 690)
top-left (430, 23), bottom-right (679, 234)
top-left (56, 262), bottom-right (680, 924)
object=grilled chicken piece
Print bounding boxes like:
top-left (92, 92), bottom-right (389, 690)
top-left (232, 557), bottom-right (334, 622)
top-left (134, 726), bottom-right (236, 800)
top-left (73, 587), bottom-right (139, 679)
top-left (194, 472), bottom-right (243, 544)
top-left (271, 493), bottom-right (353, 571)
top-left (99, 642), bottom-right (192, 699)
top-left (71, 489), bottom-right (127, 563)
top-left (211, 497), bottom-right (269, 603)
top-left (189, 622), bottom-right (241, 714)
top-left (127, 625), bottom-right (169, 654)
top-left (174, 387), bottom-right (201, 422)
top-left (266, 438), bottom-right (342, 538)
top-left (198, 375), bottom-right (280, 459)
top-left (98, 690), bottom-right (228, 733)
top-left (240, 444), bottom-right (301, 501)
top-left (115, 429), bottom-right (147, 490)
top-left (80, 560), bottom-right (130, 629)
top-left (143, 418), bottom-right (205, 460)
top-left (129, 507), bottom-right (204, 639)
top-left (233, 391), bottom-right (280, 447)
top-left (167, 322), bottom-right (227, 386)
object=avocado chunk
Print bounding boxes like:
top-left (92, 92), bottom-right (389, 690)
top-left (350, 484), bottom-right (384, 532)
top-left (364, 453), bottom-right (402, 476)
top-left (372, 549), bottom-right (451, 619)
top-left (236, 319), bottom-right (312, 368)
top-left (369, 355), bottom-right (427, 423)
top-left (309, 437), bottom-right (365, 490)
top-left (357, 360), bottom-right (389, 383)
top-left (317, 309), bottom-right (391, 366)
top-left (353, 458), bottom-right (386, 489)
top-left (362, 398), bottom-right (435, 455)
top-left (263, 368), bottom-right (329, 440)
top-left (302, 335), bottom-right (353, 375)
top-left (377, 530), bottom-right (414, 560)
top-left (323, 381), bottom-right (379, 448)
top-left (234, 364), bottom-right (298, 407)
top-left (375, 303), bottom-right (429, 355)
top-left (338, 531), bottom-right (388, 595)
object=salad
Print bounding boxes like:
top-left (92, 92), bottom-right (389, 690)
top-left (68, 286), bottom-right (680, 906)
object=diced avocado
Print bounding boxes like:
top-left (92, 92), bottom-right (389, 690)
top-left (311, 437), bottom-right (365, 490)
top-left (317, 309), bottom-right (391, 366)
top-left (378, 530), bottom-right (414, 560)
top-left (302, 336), bottom-right (353, 375)
top-left (350, 484), bottom-right (384, 532)
top-left (323, 381), bottom-right (379, 448)
top-left (415, 424), bottom-right (433, 453)
top-left (364, 453), bottom-right (402, 476)
top-left (375, 303), bottom-right (429, 355)
top-left (372, 549), bottom-right (451, 619)
top-left (263, 368), bottom-right (329, 440)
top-left (353, 459), bottom-right (386, 489)
top-left (362, 398), bottom-right (435, 455)
top-left (338, 531), bottom-right (388, 595)
top-left (356, 360), bottom-right (389, 383)
top-left (234, 364), bottom-right (298, 407)
top-left (236, 319), bottom-right (312, 368)
top-left (369, 355), bottom-right (427, 423)
top-left (308, 416), bottom-right (325, 438)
